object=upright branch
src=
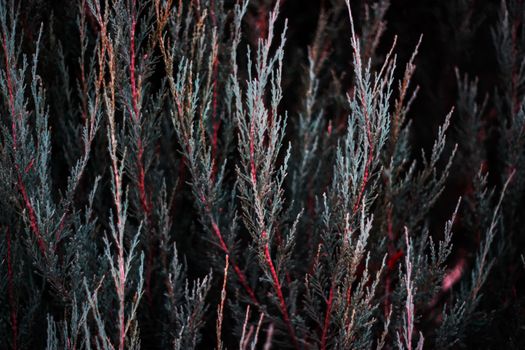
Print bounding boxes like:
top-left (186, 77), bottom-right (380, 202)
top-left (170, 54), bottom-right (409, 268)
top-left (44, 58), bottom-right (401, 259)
top-left (126, 0), bottom-right (151, 221)
top-left (232, 1), bottom-right (299, 348)
top-left (344, 0), bottom-right (396, 216)
top-left (397, 228), bottom-right (424, 350)
top-left (159, 0), bottom-right (260, 305)
top-left (0, 6), bottom-right (47, 256)
top-left (89, 2), bottom-right (145, 348)
top-left (216, 255), bottom-right (229, 350)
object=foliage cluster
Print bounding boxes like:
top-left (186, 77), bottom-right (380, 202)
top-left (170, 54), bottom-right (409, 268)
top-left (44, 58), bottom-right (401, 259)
top-left (0, 0), bottom-right (523, 349)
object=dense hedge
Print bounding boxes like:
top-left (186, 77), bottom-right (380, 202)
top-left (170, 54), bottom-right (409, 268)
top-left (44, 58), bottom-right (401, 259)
top-left (0, 0), bottom-right (523, 349)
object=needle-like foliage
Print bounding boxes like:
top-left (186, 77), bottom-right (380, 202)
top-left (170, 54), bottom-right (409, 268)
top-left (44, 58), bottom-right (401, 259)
top-left (0, 0), bottom-right (523, 349)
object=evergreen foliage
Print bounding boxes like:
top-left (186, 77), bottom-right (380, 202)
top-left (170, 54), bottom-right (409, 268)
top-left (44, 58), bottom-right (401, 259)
top-left (0, 0), bottom-right (523, 349)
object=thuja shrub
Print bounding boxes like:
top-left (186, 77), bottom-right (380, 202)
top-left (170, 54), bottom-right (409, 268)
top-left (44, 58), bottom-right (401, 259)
top-left (0, 0), bottom-right (524, 349)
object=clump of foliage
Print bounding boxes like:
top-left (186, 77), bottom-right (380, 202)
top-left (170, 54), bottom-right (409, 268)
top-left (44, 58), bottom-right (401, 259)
top-left (0, 0), bottom-right (523, 349)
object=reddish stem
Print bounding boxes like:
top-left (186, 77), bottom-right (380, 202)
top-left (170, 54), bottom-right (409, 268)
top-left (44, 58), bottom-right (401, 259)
top-left (54, 212), bottom-right (69, 245)
top-left (17, 169), bottom-right (47, 255)
top-left (211, 222), bottom-right (258, 304)
top-left (129, 15), bottom-right (150, 216)
top-left (129, 10), bottom-right (155, 304)
top-left (250, 120), bottom-right (257, 184)
top-left (261, 230), bottom-right (299, 350)
top-left (128, 15), bottom-right (145, 188)
top-left (136, 139), bottom-right (150, 215)
top-left (387, 250), bottom-right (404, 270)
top-left (2, 28), bottom-right (46, 257)
top-left (346, 284), bottom-right (352, 307)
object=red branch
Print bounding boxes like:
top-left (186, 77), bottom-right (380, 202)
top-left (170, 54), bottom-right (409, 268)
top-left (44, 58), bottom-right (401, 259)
top-left (129, 13), bottom-right (149, 215)
top-left (129, 9), bottom-right (155, 304)
top-left (352, 85), bottom-right (375, 214)
top-left (385, 206), bottom-right (400, 315)
top-left (136, 139), bottom-right (150, 215)
top-left (346, 284), bottom-right (352, 307)
top-left (6, 228), bottom-right (18, 350)
top-left (17, 169), bottom-right (47, 255)
top-left (261, 230), bottom-right (299, 350)
top-left (2, 31), bottom-right (46, 257)
top-left (249, 120), bottom-right (257, 184)
top-left (324, 92), bottom-right (375, 342)
top-left (387, 250), bottom-right (404, 270)
top-left (324, 92), bottom-right (375, 341)
top-left (211, 221), bottom-right (258, 304)
top-left (54, 212), bottom-right (68, 245)
top-left (128, 9), bottom-right (150, 216)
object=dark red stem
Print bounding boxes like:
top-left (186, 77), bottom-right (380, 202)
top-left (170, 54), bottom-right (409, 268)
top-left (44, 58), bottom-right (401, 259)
top-left (211, 222), bottom-right (258, 305)
top-left (17, 169), bottom-right (47, 255)
top-left (2, 30), bottom-right (46, 257)
top-left (262, 230), bottom-right (299, 350)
